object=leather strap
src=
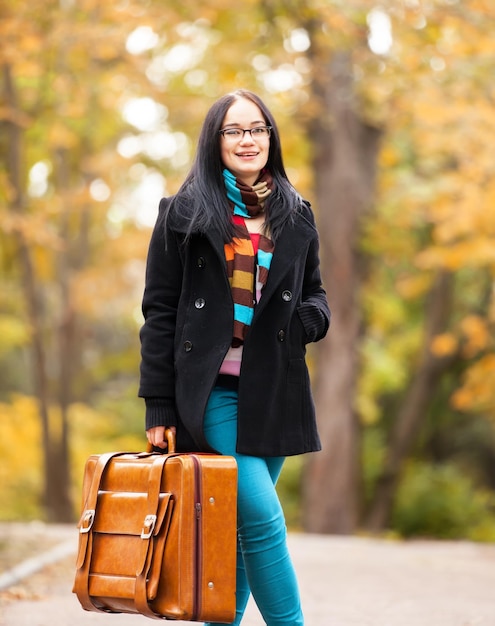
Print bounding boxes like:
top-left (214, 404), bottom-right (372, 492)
top-left (74, 450), bottom-right (177, 617)
top-left (135, 454), bottom-right (173, 619)
top-left (74, 451), bottom-right (126, 612)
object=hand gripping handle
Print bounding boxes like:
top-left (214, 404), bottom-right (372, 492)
top-left (146, 427), bottom-right (176, 454)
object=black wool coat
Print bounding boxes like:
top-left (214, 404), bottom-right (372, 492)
top-left (139, 196), bottom-right (330, 457)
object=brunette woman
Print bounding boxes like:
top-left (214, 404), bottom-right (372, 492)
top-left (139, 89), bottom-right (330, 626)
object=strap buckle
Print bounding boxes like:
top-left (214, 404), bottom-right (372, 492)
top-left (141, 514), bottom-right (157, 539)
top-left (79, 509), bottom-right (95, 534)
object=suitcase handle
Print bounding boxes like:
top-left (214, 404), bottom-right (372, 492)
top-left (165, 428), bottom-right (176, 453)
top-left (146, 427), bottom-right (176, 453)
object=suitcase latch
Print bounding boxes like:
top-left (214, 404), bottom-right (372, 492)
top-left (79, 509), bottom-right (95, 534)
top-left (141, 514), bottom-right (157, 539)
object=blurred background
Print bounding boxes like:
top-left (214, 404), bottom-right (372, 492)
top-left (1, 0), bottom-right (495, 544)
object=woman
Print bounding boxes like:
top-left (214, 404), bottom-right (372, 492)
top-left (139, 89), bottom-right (330, 626)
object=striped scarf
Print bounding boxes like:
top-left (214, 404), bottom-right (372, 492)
top-left (223, 168), bottom-right (275, 347)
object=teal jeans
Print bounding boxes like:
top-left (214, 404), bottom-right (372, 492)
top-left (203, 386), bottom-right (304, 626)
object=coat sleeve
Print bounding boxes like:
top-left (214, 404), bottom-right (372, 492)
top-left (297, 204), bottom-right (331, 343)
top-left (138, 197), bottom-right (183, 429)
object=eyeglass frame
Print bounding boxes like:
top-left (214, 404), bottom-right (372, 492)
top-left (218, 126), bottom-right (272, 140)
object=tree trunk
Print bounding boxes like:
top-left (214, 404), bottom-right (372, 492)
top-left (302, 52), bottom-right (382, 534)
top-left (2, 63), bottom-right (73, 522)
top-left (365, 270), bottom-right (455, 532)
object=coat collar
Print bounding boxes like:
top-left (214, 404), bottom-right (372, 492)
top-left (166, 195), bottom-right (316, 285)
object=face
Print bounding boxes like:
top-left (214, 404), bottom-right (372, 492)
top-left (219, 97), bottom-right (270, 186)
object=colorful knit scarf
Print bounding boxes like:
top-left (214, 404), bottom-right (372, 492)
top-left (223, 168), bottom-right (275, 347)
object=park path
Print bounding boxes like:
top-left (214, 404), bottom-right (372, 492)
top-left (1, 522), bottom-right (495, 625)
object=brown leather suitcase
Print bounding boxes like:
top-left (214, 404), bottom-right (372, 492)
top-left (73, 437), bottom-right (237, 622)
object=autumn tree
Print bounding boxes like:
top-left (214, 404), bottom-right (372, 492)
top-left (2, 0), bottom-right (495, 535)
top-left (247, 0), bottom-right (495, 533)
top-left (357, 1), bottom-right (495, 531)
top-left (0, 0), bottom-right (172, 520)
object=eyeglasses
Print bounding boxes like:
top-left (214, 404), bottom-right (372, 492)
top-left (218, 126), bottom-right (272, 140)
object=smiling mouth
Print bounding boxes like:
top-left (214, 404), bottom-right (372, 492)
top-left (237, 152), bottom-right (259, 157)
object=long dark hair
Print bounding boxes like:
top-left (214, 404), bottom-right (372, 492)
top-left (168, 89), bottom-right (303, 243)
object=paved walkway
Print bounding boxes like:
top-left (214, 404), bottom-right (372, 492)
top-left (1, 523), bottom-right (495, 625)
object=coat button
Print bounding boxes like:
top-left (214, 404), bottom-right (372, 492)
top-left (281, 290), bottom-right (293, 302)
top-left (277, 330), bottom-right (286, 342)
top-left (195, 298), bottom-right (206, 309)
top-left (197, 257), bottom-right (206, 268)
top-left (184, 341), bottom-right (193, 352)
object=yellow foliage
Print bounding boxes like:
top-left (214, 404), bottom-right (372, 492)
top-left (0, 396), bottom-right (145, 519)
top-left (2, 0), bottom-right (495, 526)
top-left (379, 144), bottom-right (401, 169)
top-left (356, 392), bottom-right (380, 426)
top-left (48, 121), bottom-right (79, 150)
top-left (395, 274), bottom-right (431, 300)
top-left (0, 316), bottom-right (30, 355)
top-left (430, 333), bottom-right (458, 358)
top-left (460, 315), bottom-right (489, 357)
top-left (451, 354), bottom-right (495, 414)
top-left (416, 238), bottom-right (495, 271)
top-left (415, 246), bottom-right (447, 270)
top-left (1, 212), bottom-right (63, 249)
top-left (428, 176), bottom-right (495, 248)
top-left (69, 402), bottom-right (145, 509)
top-left (0, 396), bottom-right (42, 519)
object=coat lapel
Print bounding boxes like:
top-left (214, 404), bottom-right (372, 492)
top-left (254, 214), bottom-right (315, 316)
top-left (205, 228), bottom-right (228, 273)
top-left (203, 211), bottom-right (316, 315)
